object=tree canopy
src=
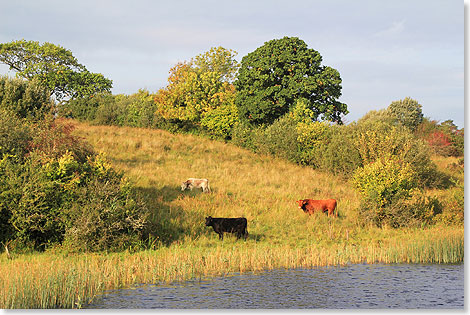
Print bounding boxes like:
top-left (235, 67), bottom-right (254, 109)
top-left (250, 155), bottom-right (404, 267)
top-left (154, 47), bottom-right (239, 138)
top-left (387, 97), bottom-right (423, 131)
top-left (234, 36), bottom-right (348, 126)
top-left (0, 39), bottom-right (112, 102)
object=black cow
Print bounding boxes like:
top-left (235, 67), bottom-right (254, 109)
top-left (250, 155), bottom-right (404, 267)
top-left (205, 216), bottom-right (248, 240)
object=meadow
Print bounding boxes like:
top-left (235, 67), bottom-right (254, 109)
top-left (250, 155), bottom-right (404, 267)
top-left (0, 120), bottom-right (464, 308)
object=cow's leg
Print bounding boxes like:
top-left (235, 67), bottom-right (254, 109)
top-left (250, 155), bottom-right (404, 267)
top-left (218, 232), bottom-right (223, 240)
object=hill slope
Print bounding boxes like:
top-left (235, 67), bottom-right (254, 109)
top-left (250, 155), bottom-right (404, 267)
top-left (71, 120), bottom-right (462, 251)
top-left (71, 119), bottom-right (362, 244)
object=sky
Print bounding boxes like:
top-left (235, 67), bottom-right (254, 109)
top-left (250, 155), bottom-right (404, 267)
top-left (0, 0), bottom-right (464, 127)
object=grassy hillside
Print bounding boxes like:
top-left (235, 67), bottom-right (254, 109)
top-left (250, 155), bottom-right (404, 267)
top-left (0, 120), bottom-right (463, 308)
top-left (71, 120), bottom-right (368, 245)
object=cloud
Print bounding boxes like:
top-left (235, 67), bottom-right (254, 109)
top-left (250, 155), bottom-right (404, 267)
top-left (374, 20), bottom-right (406, 38)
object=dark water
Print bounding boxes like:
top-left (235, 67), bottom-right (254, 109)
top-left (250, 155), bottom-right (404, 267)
top-left (85, 263), bottom-right (464, 309)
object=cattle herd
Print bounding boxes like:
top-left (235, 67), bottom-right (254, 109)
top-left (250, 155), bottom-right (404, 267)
top-left (181, 178), bottom-right (338, 241)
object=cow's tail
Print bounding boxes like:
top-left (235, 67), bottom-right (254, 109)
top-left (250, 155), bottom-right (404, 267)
top-left (207, 180), bottom-right (211, 193)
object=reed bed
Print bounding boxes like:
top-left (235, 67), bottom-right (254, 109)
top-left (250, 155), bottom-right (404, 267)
top-left (0, 226), bottom-right (463, 308)
top-left (0, 121), bottom-right (464, 308)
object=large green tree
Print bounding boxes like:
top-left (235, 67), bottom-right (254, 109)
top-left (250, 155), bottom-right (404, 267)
top-left (0, 39), bottom-right (112, 102)
top-left (234, 36), bottom-right (348, 126)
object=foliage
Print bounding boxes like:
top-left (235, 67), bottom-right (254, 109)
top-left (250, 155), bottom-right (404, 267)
top-left (62, 176), bottom-right (148, 252)
top-left (123, 90), bottom-right (157, 128)
top-left (352, 156), bottom-right (418, 208)
top-left (234, 36), bottom-right (348, 126)
top-left (199, 92), bottom-right (239, 139)
top-left (0, 75), bottom-right (52, 119)
top-left (377, 194), bottom-right (442, 228)
top-left (415, 118), bottom-right (464, 157)
top-left (351, 119), bottom-right (440, 188)
top-left (314, 125), bottom-right (362, 177)
top-left (0, 109), bottom-right (149, 251)
top-left (352, 156), bottom-right (418, 227)
top-left (154, 47), bottom-right (239, 139)
top-left (387, 97), bottom-right (423, 131)
top-left (0, 109), bottom-right (32, 163)
top-left (0, 39), bottom-right (112, 102)
top-left (62, 90), bottom-right (158, 129)
top-left (192, 46), bottom-right (240, 82)
top-left (256, 115), bottom-right (300, 162)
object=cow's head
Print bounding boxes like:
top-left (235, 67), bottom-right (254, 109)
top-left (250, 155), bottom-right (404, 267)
top-left (296, 200), bottom-right (308, 211)
top-left (205, 216), bottom-right (213, 226)
top-left (181, 181), bottom-right (190, 191)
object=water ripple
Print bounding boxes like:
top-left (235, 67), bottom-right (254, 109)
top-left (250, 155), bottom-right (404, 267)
top-left (86, 263), bottom-right (464, 309)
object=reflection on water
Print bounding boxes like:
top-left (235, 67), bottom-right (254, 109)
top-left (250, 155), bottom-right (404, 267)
top-left (85, 263), bottom-right (464, 309)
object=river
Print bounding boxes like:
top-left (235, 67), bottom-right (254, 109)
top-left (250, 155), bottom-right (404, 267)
top-left (85, 263), bottom-right (464, 309)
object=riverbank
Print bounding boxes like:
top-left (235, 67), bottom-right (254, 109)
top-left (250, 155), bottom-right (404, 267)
top-left (0, 121), bottom-right (464, 308)
top-left (0, 226), bottom-right (463, 308)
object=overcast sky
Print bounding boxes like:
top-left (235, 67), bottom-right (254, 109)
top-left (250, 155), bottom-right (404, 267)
top-left (0, 0), bottom-right (464, 127)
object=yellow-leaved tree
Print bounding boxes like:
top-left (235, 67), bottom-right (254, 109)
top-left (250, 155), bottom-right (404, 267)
top-left (154, 47), bottom-right (239, 139)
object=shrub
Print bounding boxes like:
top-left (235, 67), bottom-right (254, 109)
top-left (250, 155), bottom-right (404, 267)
top-left (352, 120), bottom-right (440, 188)
top-left (0, 108), bottom-right (32, 163)
top-left (0, 75), bottom-right (52, 119)
top-left (0, 114), bottom-right (150, 251)
top-left (93, 94), bottom-right (126, 126)
top-left (59, 94), bottom-right (103, 121)
top-left (295, 120), bottom-right (330, 166)
top-left (352, 156), bottom-right (418, 227)
top-left (257, 115), bottom-right (300, 162)
top-left (377, 194), bottom-right (442, 228)
top-left (352, 156), bottom-right (418, 208)
top-left (387, 97), bottom-right (423, 131)
top-left (316, 125), bottom-right (362, 177)
top-left (415, 118), bottom-right (464, 157)
top-left (123, 90), bottom-right (157, 128)
top-left (63, 177), bottom-right (148, 252)
top-left (200, 98), bottom-right (239, 140)
top-left (28, 117), bottom-right (94, 163)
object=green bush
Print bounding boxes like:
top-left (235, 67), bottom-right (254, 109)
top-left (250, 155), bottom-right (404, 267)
top-left (231, 122), bottom-right (263, 152)
top-left (257, 115), bottom-right (300, 162)
top-left (387, 97), bottom-right (423, 132)
top-left (363, 194), bottom-right (442, 228)
top-left (93, 94), bottom-right (126, 126)
top-left (316, 125), bottom-right (362, 177)
top-left (0, 108), bottom-right (32, 163)
top-left (63, 176), bottom-right (148, 252)
top-left (0, 112), bottom-right (150, 251)
top-left (59, 94), bottom-right (103, 122)
top-left (351, 120), bottom-right (440, 188)
top-left (200, 101), bottom-right (239, 140)
top-left (352, 157), bottom-right (418, 208)
top-left (0, 75), bottom-right (52, 119)
top-left (123, 90), bottom-right (157, 128)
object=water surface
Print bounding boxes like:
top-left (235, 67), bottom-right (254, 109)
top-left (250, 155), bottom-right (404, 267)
top-left (86, 263), bottom-right (464, 309)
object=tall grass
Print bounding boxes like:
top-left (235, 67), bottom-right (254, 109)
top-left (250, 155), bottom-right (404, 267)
top-left (0, 226), bottom-right (463, 308)
top-left (0, 120), bottom-right (464, 308)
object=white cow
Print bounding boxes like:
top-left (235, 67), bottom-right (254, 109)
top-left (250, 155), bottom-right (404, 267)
top-left (181, 178), bottom-right (211, 193)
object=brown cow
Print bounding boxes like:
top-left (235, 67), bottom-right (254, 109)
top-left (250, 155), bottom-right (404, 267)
top-left (296, 199), bottom-right (337, 217)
